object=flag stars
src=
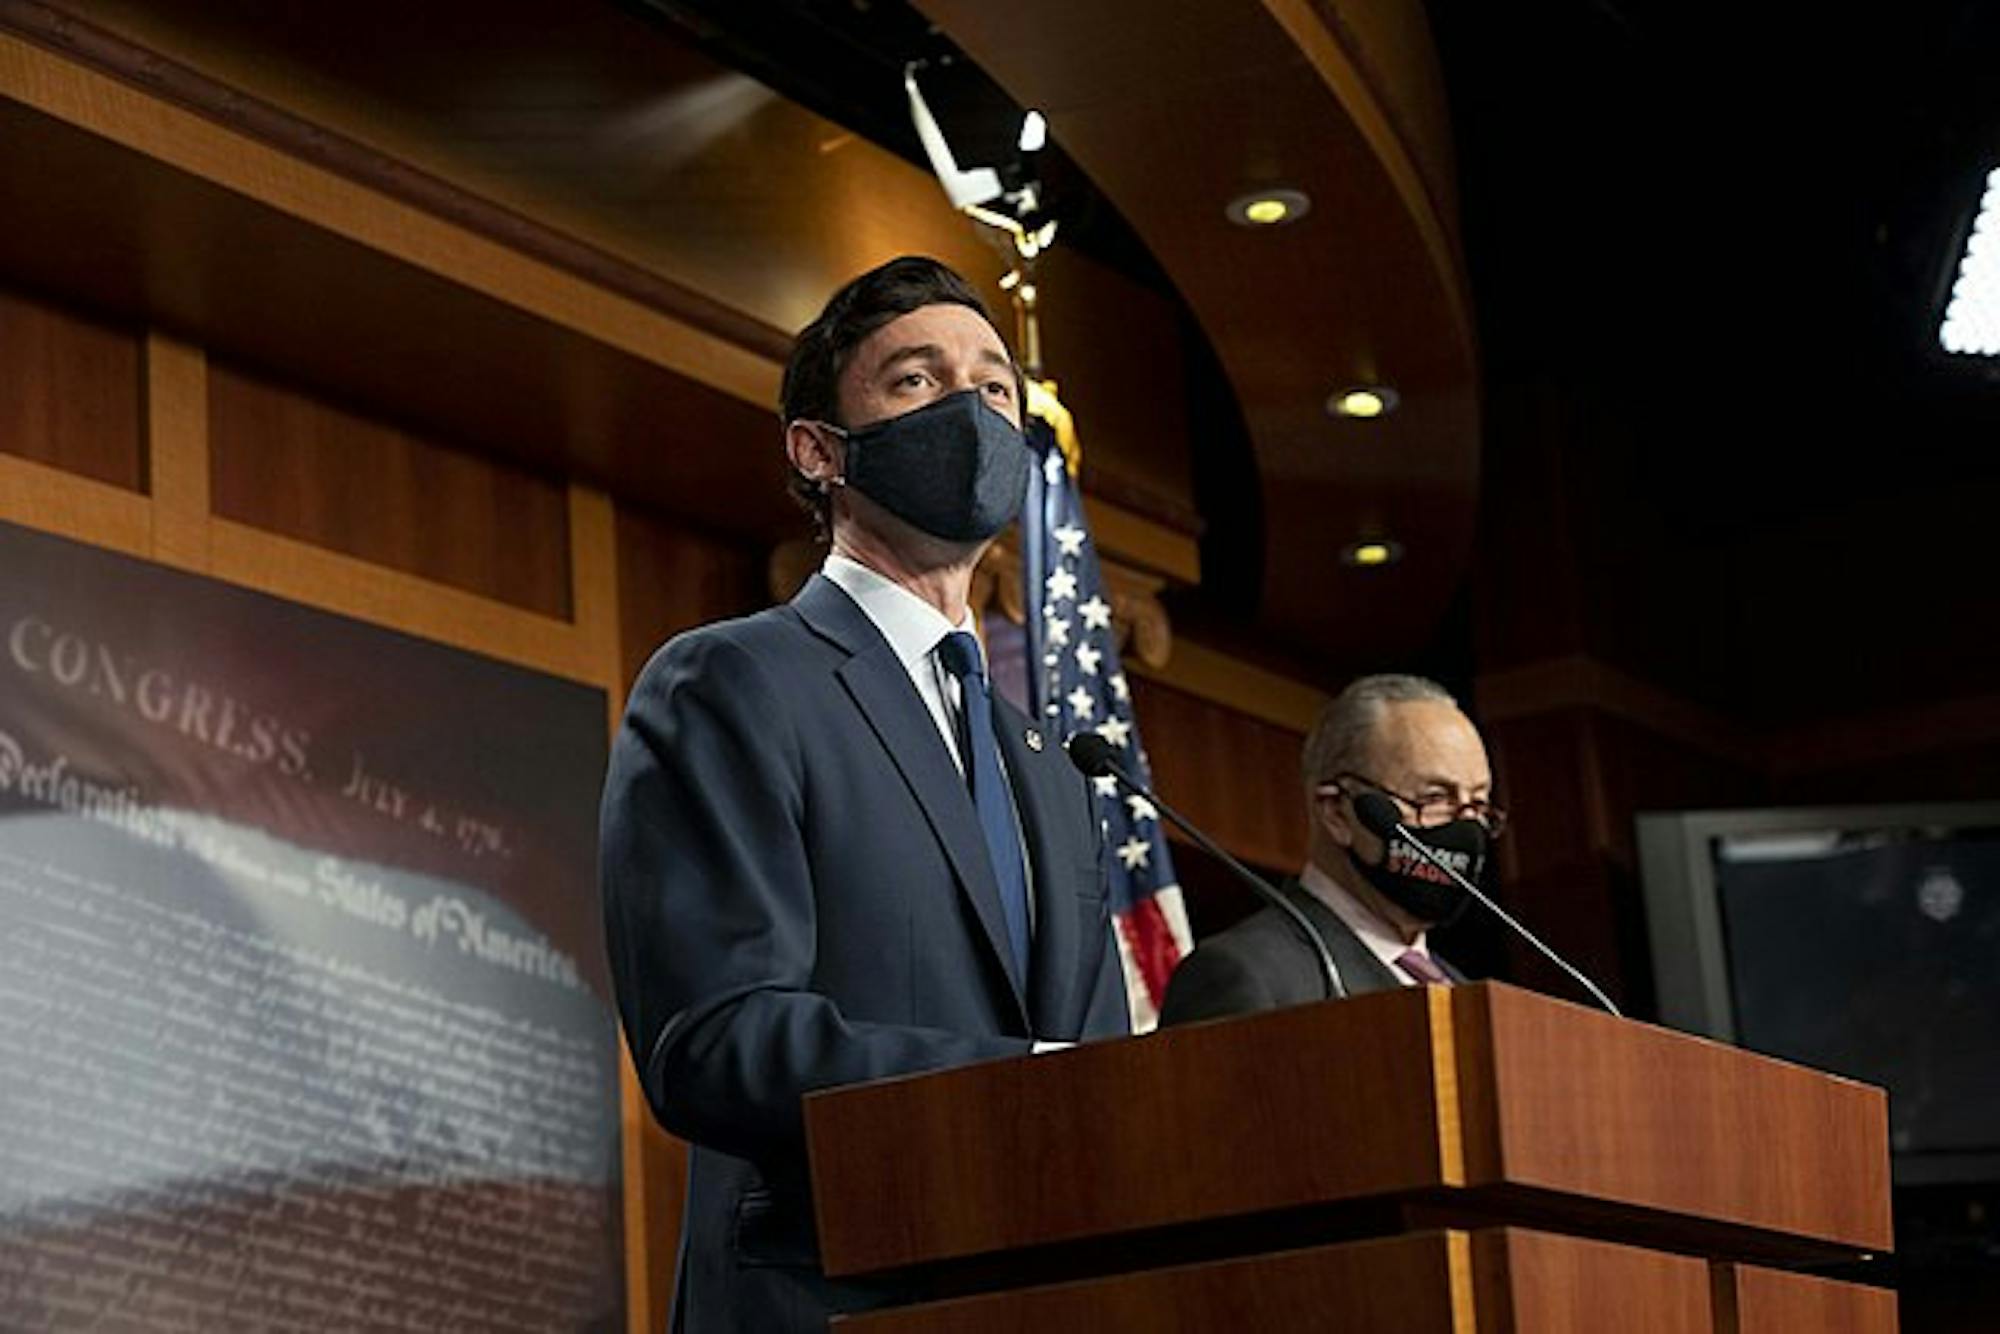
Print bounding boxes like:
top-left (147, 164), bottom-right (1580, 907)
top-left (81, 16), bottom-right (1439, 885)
top-left (1044, 451), bottom-right (1066, 485)
top-left (1077, 595), bottom-right (1112, 631)
top-left (1095, 716), bottom-right (1132, 749)
top-left (1074, 643), bottom-right (1103, 677)
top-left (1125, 794), bottom-right (1158, 824)
top-left (1046, 617), bottom-right (1071, 648)
top-left (1092, 775), bottom-right (1120, 798)
top-left (1053, 524), bottom-right (1086, 558)
top-left (1066, 686), bottom-right (1097, 721)
top-left (1045, 567), bottom-right (1079, 604)
top-left (1116, 836), bottom-right (1152, 871)
top-left (1109, 672), bottom-right (1130, 704)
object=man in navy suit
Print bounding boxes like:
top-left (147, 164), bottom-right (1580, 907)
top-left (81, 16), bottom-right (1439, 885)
top-left (1161, 674), bottom-right (1494, 1022)
top-left (600, 256), bottom-right (1130, 1333)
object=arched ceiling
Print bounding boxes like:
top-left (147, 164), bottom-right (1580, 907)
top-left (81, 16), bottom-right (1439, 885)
top-left (915, 0), bottom-right (1482, 665)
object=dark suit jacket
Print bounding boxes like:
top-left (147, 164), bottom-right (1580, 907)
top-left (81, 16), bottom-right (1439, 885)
top-left (600, 574), bottom-right (1130, 1333)
top-left (1159, 878), bottom-right (1464, 1025)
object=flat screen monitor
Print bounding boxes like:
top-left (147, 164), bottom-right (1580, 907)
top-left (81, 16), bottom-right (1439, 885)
top-left (1638, 803), bottom-right (2000, 1187)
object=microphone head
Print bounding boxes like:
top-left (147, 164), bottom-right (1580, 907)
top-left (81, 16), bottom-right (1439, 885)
top-left (1064, 732), bottom-right (1122, 780)
top-left (1351, 791), bottom-right (1405, 839)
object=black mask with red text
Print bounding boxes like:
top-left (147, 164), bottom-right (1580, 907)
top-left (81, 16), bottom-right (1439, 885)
top-left (1348, 819), bottom-right (1488, 927)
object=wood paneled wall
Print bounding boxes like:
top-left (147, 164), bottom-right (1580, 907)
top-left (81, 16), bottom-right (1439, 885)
top-left (1133, 676), bottom-right (1311, 879)
top-left (0, 286), bottom-right (143, 490)
top-left (210, 361), bottom-right (574, 618)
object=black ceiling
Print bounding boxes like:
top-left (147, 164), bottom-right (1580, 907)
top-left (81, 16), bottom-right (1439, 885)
top-left (1427, 0), bottom-right (2000, 535)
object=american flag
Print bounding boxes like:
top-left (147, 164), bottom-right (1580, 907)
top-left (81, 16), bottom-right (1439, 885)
top-left (1021, 384), bottom-right (1192, 1031)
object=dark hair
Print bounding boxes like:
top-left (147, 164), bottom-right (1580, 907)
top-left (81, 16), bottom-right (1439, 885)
top-left (779, 255), bottom-right (1007, 540)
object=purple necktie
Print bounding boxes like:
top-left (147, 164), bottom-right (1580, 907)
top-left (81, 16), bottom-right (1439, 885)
top-left (1396, 948), bottom-right (1452, 986)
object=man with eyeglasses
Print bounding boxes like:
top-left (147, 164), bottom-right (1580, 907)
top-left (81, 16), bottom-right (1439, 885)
top-left (1161, 674), bottom-right (1502, 1023)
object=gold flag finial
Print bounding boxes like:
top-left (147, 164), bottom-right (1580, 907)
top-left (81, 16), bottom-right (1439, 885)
top-left (1027, 378), bottom-right (1081, 479)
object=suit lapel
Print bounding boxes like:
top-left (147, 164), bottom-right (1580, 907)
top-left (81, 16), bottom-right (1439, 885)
top-left (992, 701), bottom-right (1078, 1033)
top-left (796, 577), bottom-right (1030, 1024)
top-left (1283, 881), bottom-right (1402, 996)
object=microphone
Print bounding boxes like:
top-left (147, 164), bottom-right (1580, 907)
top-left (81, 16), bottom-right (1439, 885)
top-left (1067, 734), bottom-right (1346, 1002)
top-left (1351, 793), bottom-right (1622, 1017)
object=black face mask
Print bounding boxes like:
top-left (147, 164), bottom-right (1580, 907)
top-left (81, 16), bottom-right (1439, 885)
top-left (831, 389), bottom-right (1032, 543)
top-left (1349, 819), bottom-right (1488, 927)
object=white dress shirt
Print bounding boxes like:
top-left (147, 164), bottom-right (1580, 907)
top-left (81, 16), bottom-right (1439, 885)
top-left (820, 552), bottom-right (973, 772)
top-left (1299, 861), bottom-right (1435, 986)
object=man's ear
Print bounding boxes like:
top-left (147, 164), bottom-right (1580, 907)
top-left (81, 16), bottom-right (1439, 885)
top-left (785, 419), bottom-right (845, 489)
top-left (1315, 789), bottom-right (1358, 850)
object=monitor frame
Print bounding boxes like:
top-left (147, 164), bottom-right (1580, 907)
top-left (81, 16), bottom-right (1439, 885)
top-left (1638, 800), bottom-right (2000, 1186)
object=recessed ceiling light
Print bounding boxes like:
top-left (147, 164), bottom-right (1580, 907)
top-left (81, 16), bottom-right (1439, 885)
top-left (1342, 539), bottom-right (1402, 568)
top-left (1226, 189), bottom-right (1311, 227)
top-left (1328, 386), bottom-right (1400, 419)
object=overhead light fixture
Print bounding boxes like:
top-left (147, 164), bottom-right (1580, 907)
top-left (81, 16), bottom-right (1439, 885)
top-left (1328, 386), bottom-right (1400, 419)
top-left (1342, 539), bottom-right (1402, 568)
top-left (1226, 188), bottom-right (1311, 227)
top-left (1940, 165), bottom-right (2000, 355)
top-left (1018, 110), bottom-right (1048, 154)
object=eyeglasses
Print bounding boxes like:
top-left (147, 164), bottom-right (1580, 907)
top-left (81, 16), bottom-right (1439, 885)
top-left (1320, 771), bottom-right (1509, 838)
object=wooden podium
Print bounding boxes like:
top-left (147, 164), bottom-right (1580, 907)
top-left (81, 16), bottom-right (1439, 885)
top-left (804, 983), bottom-right (1898, 1331)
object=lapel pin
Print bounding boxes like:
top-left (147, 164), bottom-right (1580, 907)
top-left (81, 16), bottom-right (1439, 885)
top-left (1025, 727), bottom-right (1044, 752)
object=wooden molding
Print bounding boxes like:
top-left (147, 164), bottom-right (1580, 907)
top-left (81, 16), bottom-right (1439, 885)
top-left (982, 536), bottom-right (1174, 670)
top-left (1258, 0), bottom-right (1475, 359)
top-left (204, 518), bottom-right (599, 684)
top-left (144, 332), bottom-right (209, 574)
top-left (568, 484), bottom-right (622, 697)
top-left (1079, 493), bottom-right (1199, 585)
top-left (1475, 654), bottom-right (1760, 768)
top-left (0, 25), bottom-right (779, 411)
top-left (1480, 650), bottom-right (2000, 781)
top-left (0, 1), bottom-right (793, 366)
top-left (1130, 637), bottom-right (1325, 736)
top-left (1768, 690), bottom-right (2000, 779)
top-left (0, 452), bottom-right (150, 555)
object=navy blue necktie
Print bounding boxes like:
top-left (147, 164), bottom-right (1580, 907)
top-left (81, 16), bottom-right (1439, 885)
top-left (937, 631), bottom-right (1032, 984)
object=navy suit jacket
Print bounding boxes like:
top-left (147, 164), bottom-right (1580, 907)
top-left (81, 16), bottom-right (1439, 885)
top-left (600, 574), bottom-right (1130, 1332)
top-left (1158, 878), bottom-right (1465, 1025)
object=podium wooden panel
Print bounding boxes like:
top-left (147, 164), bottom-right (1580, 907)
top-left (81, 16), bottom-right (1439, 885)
top-left (805, 984), bottom-right (1892, 1280)
top-left (1449, 985), bottom-right (1891, 1253)
top-left (1711, 1263), bottom-right (1900, 1334)
top-left (838, 1227), bottom-right (1715, 1333)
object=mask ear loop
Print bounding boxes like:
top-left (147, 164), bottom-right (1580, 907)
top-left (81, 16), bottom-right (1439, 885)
top-left (810, 420), bottom-right (850, 494)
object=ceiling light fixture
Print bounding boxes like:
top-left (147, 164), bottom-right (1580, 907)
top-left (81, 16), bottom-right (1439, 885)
top-left (1328, 386), bottom-right (1400, 419)
top-left (1226, 188), bottom-right (1311, 227)
top-left (1940, 165), bottom-right (2000, 355)
top-left (1342, 539), bottom-right (1402, 568)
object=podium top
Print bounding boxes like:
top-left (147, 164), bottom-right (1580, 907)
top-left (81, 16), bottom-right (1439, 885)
top-left (805, 983), bottom-right (1892, 1278)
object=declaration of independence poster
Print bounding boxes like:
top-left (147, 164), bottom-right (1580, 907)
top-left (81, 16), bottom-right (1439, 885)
top-left (0, 519), bottom-right (621, 1332)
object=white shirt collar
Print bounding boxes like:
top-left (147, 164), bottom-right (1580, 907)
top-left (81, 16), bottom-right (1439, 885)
top-left (1298, 860), bottom-right (1429, 977)
top-left (820, 551), bottom-right (971, 665)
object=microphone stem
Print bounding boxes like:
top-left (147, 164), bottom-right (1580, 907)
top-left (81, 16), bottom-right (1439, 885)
top-left (1101, 765), bottom-right (1346, 1002)
top-left (1389, 820), bottom-right (1622, 1018)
